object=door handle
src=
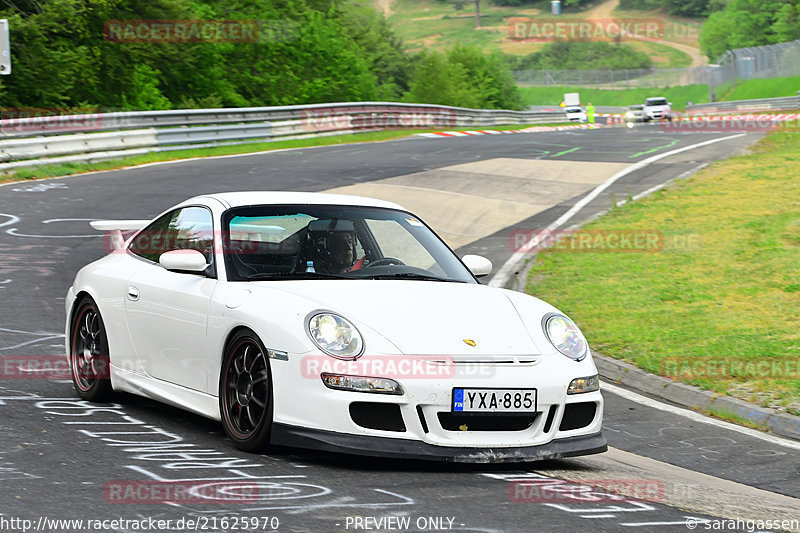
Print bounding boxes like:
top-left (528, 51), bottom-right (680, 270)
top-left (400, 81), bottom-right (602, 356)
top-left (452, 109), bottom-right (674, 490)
top-left (127, 286), bottom-right (140, 301)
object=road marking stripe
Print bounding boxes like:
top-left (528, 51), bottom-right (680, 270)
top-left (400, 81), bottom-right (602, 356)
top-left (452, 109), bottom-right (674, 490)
top-left (489, 133), bottom-right (747, 287)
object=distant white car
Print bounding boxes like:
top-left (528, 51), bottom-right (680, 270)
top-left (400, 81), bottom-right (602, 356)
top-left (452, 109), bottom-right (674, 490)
top-left (66, 191), bottom-right (606, 462)
top-left (643, 97), bottom-right (673, 121)
top-left (625, 104), bottom-right (647, 123)
top-left (565, 106), bottom-right (588, 123)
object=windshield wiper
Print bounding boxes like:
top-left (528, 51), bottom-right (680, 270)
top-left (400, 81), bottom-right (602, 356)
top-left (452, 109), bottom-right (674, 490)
top-left (246, 272), bottom-right (352, 280)
top-left (364, 272), bottom-right (458, 282)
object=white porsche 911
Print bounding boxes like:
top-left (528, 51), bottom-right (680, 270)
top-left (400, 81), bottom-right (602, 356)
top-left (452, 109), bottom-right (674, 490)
top-left (66, 191), bottom-right (605, 462)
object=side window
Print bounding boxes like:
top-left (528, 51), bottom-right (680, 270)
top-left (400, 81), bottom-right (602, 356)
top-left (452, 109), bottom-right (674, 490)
top-left (129, 207), bottom-right (214, 264)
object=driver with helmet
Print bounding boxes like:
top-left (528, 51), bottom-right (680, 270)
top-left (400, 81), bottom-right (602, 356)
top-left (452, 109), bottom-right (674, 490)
top-left (325, 231), bottom-right (365, 274)
top-left (306, 219), bottom-right (365, 274)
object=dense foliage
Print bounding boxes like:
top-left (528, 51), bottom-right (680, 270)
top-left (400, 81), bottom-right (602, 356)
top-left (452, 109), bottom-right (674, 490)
top-left (404, 45), bottom-right (524, 109)
top-left (0, 0), bottom-right (524, 110)
top-left (700, 0), bottom-right (800, 59)
top-left (507, 41), bottom-right (653, 71)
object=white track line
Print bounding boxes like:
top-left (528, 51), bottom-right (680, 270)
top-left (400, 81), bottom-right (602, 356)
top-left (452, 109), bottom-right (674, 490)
top-left (489, 133), bottom-right (748, 287)
top-left (602, 382), bottom-right (800, 451)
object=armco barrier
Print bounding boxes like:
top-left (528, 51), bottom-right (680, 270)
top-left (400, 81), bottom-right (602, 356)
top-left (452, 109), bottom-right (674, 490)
top-left (686, 95), bottom-right (800, 115)
top-left (0, 103), bottom-right (566, 171)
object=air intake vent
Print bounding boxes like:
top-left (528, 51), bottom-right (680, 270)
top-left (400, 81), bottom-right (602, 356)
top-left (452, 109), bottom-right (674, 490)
top-left (559, 402), bottom-right (597, 431)
top-left (349, 402), bottom-right (406, 432)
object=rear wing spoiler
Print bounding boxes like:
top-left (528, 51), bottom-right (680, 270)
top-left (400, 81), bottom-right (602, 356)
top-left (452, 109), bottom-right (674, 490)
top-left (90, 220), bottom-right (149, 251)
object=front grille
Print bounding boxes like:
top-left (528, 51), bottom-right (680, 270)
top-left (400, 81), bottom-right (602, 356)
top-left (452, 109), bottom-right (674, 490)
top-left (414, 356), bottom-right (539, 365)
top-left (437, 412), bottom-right (539, 432)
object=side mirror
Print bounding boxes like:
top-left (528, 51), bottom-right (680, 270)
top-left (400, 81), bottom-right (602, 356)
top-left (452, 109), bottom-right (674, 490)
top-left (159, 249), bottom-right (208, 273)
top-left (668, 102), bottom-right (673, 106)
top-left (462, 254), bottom-right (493, 277)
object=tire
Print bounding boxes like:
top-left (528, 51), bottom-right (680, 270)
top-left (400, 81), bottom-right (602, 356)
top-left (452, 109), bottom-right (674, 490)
top-left (219, 330), bottom-right (273, 452)
top-left (69, 297), bottom-right (113, 401)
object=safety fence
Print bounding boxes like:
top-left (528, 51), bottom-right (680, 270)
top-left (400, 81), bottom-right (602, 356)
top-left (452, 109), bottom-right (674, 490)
top-left (0, 102), bottom-right (566, 171)
top-left (513, 67), bottom-right (712, 90)
top-left (512, 40), bottom-right (800, 95)
top-left (686, 95), bottom-right (800, 115)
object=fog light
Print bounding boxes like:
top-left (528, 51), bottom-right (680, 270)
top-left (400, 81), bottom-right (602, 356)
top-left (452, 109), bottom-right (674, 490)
top-left (567, 375), bottom-right (599, 395)
top-left (321, 373), bottom-right (403, 395)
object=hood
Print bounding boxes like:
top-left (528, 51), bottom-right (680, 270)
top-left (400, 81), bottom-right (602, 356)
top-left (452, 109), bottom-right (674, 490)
top-left (255, 280), bottom-right (543, 357)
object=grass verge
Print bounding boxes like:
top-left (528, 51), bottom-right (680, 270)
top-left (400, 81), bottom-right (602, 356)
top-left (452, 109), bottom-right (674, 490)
top-left (520, 85), bottom-right (709, 109)
top-left (525, 129), bottom-right (800, 415)
top-left (520, 76), bottom-right (800, 110)
top-left (0, 124), bottom-right (568, 184)
top-left (720, 76), bottom-right (800, 102)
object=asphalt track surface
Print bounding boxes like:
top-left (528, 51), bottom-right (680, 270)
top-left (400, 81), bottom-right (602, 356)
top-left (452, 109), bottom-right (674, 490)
top-left (1, 125), bottom-right (798, 533)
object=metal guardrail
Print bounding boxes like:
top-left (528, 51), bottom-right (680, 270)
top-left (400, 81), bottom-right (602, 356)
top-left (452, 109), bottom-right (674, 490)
top-left (686, 95), bottom-right (800, 115)
top-left (0, 102), bottom-right (566, 171)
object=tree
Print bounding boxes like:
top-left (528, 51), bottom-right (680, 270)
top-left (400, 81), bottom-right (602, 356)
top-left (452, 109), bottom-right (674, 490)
top-left (700, 0), bottom-right (800, 59)
top-left (700, 10), bottom-right (735, 59)
top-left (770, 3), bottom-right (800, 43)
top-left (403, 45), bottom-right (523, 110)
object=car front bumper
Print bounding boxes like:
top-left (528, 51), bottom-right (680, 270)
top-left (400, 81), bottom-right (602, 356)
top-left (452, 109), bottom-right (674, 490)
top-left (270, 353), bottom-right (604, 460)
top-left (271, 424), bottom-right (607, 462)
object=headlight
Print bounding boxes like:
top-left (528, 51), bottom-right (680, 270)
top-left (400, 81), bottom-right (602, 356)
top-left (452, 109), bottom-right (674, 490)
top-left (568, 375), bottom-right (599, 394)
top-left (306, 313), bottom-right (364, 360)
top-left (321, 373), bottom-right (403, 395)
top-left (543, 314), bottom-right (587, 361)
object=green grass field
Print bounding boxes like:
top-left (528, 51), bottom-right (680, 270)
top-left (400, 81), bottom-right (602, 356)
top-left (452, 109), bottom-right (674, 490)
top-left (520, 75), bottom-right (800, 109)
top-left (524, 130), bottom-right (800, 415)
top-left (627, 40), bottom-right (693, 68)
top-left (720, 75), bottom-right (800, 101)
top-left (520, 84), bottom-right (710, 109)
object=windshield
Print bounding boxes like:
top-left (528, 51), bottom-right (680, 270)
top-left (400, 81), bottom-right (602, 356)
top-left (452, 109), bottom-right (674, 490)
top-left (646, 98), bottom-right (668, 106)
top-left (222, 205), bottom-right (476, 283)
top-left (629, 105), bottom-right (644, 110)
top-left (565, 107), bottom-right (583, 113)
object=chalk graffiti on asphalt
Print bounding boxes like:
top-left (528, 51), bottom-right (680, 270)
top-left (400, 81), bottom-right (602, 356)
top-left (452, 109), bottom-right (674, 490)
top-left (34, 400), bottom-right (417, 515)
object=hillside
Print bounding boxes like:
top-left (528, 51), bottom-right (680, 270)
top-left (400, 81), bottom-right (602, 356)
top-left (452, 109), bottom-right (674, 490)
top-left (382, 0), bottom-right (706, 68)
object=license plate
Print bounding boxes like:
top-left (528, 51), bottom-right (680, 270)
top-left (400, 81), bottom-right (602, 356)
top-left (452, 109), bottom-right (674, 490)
top-left (452, 388), bottom-right (536, 413)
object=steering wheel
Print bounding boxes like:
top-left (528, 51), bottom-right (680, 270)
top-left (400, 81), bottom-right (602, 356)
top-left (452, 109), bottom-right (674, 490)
top-left (364, 257), bottom-right (405, 268)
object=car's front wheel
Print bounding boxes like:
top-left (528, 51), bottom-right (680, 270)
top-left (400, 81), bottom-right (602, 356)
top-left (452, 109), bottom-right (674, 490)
top-left (219, 330), bottom-right (273, 452)
top-left (69, 296), bottom-right (113, 401)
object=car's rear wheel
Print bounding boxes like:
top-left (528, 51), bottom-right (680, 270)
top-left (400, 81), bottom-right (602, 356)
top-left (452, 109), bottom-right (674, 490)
top-left (69, 297), bottom-right (113, 401)
top-left (219, 330), bottom-right (273, 452)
